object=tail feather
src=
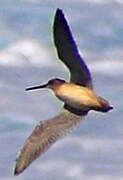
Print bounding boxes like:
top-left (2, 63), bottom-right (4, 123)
top-left (95, 97), bottom-right (113, 112)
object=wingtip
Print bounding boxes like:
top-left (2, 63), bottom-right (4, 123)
top-left (55, 8), bottom-right (64, 18)
top-left (12, 162), bottom-right (25, 176)
top-left (13, 168), bottom-right (19, 176)
top-left (12, 150), bottom-right (24, 176)
top-left (12, 161), bottom-right (20, 176)
top-left (56, 8), bottom-right (63, 14)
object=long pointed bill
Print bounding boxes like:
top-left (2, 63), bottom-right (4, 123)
top-left (25, 83), bottom-right (48, 91)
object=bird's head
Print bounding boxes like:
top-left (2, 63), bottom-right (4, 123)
top-left (25, 78), bottom-right (66, 91)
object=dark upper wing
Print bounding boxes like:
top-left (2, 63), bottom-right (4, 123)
top-left (14, 109), bottom-right (83, 175)
top-left (53, 9), bottom-right (93, 89)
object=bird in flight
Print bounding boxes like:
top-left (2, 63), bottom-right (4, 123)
top-left (13, 8), bottom-right (113, 175)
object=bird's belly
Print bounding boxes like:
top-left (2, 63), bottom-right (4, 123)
top-left (56, 89), bottom-right (100, 111)
top-left (63, 96), bottom-right (89, 110)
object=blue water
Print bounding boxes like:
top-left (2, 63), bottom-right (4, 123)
top-left (0, 1), bottom-right (123, 180)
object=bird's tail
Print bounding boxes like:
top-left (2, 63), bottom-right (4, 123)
top-left (94, 96), bottom-right (113, 112)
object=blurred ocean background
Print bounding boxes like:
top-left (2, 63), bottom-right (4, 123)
top-left (0, 0), bottom-right (123, 180)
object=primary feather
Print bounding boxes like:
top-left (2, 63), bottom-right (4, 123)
top-left (54, 9), bottom-right (92, 89)
top-left (14, 109), bottom-right (83, 175)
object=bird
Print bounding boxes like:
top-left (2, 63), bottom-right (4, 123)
top-left (13, 8), bottom-right (113, 175)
